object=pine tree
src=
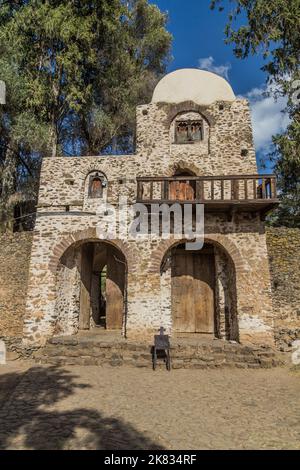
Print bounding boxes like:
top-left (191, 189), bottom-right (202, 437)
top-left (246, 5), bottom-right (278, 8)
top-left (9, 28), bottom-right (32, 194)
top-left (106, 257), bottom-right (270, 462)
top-left (0, 0), bottom-right (172, 232)
top-left (211, 0), bottom-right (300, 227)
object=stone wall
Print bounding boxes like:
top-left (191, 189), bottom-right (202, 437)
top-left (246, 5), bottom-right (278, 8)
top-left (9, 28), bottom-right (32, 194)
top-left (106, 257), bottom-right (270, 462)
top-left (22, 211), bottom-right (275, 347)
top-left (36, 99), bottom-right (256, 211)
top-left (266, 227), bottom-right (300, 350)
top-left (0, 232), bottom-right (33, 339)
top-left (0, 228), bottom-right (299, 352)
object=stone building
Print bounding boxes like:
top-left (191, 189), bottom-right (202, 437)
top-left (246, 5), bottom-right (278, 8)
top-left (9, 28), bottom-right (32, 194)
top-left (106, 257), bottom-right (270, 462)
top-left (23, 69), bottom-right (279, 348)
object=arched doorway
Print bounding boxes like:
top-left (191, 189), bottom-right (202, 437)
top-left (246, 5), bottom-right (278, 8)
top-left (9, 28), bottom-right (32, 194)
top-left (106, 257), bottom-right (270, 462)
top-left (161, 241), bottom-right (238, 340)
top-left (169, 169), bottom-right (196, 201)
top-left (56, 240), bottom-right (127, 335)
top-left (171, 243), bottom-right (215, 334)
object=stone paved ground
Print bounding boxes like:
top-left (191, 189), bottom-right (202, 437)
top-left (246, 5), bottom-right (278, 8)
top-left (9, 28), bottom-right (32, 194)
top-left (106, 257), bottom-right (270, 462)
top-left (0, 362), bottom-right (299, 450)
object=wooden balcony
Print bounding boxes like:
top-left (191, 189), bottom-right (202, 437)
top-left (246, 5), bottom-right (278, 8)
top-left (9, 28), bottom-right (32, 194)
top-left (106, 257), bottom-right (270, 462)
top-left (136, 175), bottom-right (279, 216)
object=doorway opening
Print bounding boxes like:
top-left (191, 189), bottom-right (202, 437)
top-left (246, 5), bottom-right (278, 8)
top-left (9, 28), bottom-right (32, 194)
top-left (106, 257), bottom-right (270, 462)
top-left (171, 243), bottom-right (215, 335)
top-left (161, 242), bottom-right (238, 341)
top-left (169, 169), bottom-right (196, 201)
top-left (79, 241), bottom-right (126, 332)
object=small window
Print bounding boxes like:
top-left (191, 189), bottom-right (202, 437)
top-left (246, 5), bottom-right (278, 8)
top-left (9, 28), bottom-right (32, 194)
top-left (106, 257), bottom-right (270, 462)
top-left (175, 120), bottom-right (203, 144)
top-left (89, 175), bottom-right (103, 198)
top-left (190, 121), bottom-right (202, 141)
top-left (176, 121), bottom-right (189, 143)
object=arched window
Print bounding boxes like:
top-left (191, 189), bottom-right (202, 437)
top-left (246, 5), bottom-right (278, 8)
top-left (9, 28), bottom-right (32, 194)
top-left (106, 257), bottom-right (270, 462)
top-left (176, 122), bottom-right (189, 143)
top-left (175, 120), bottom-right (203, 143)
top-left (88, 173), bottom-right (106, 198)
top-left (169, 169), bottom-right (196, 201)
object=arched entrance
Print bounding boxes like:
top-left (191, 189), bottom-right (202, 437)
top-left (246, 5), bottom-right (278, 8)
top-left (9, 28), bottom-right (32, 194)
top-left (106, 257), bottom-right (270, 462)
top-left (56, 240), bottom-right (127, 335)
top-left (161, 241), bottom-right (238, 340)
top-left (169, 169), bottom-right (196, 201)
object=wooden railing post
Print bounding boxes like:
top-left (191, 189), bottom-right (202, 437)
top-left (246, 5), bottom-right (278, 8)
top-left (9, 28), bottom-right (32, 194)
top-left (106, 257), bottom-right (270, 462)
top-left (149, 181), bottom-right (153, 201)
top-left (253, 179), bottom-right (257, 199)
top-left (196, 180), bottom-right (204, 201)
top-left (231, 179), bottom-right (239, 200)
top-left (137, 180), bottom-right (143, 201)
top-left (271, 177), bottom-right (277, 199)
top-left (163, 180), bottom-right (169, 200)
top-left (221, 179), bottom-right (224, 201)
top-left (244, 179), bottom-right (248, 200)
top-left (261, 178), bottom-right (266, 199)
top-left (136, 174), bottom-right (278, 204)
top-left (211, 180), bottom-right (215, 200)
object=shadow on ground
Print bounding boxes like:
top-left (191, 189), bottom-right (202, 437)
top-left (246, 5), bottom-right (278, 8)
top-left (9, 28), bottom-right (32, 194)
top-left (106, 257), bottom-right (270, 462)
top-left (0, 366), bottom-right (164, 450)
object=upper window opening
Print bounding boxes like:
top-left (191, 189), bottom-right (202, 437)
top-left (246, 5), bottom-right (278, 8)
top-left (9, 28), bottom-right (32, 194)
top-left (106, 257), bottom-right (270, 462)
top-left (88, 173), bottom-right (106, 198)
top-left (175, 120), bottom-right (203, 144)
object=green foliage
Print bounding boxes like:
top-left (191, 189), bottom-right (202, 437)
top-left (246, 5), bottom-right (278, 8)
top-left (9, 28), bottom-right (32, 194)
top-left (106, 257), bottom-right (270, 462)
top-left (211, 0), bottom-right (300, 80)
top-left (0, 0), bottom-right (172, 231)
top-left (211, 0), bottom-right (300, 227)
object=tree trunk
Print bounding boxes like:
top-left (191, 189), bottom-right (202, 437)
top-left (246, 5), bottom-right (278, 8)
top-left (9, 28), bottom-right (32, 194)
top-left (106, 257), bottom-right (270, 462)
top-left (50, 125), bottom-right (58, 158)
top-left (0, 146), bottom-right (17, 233)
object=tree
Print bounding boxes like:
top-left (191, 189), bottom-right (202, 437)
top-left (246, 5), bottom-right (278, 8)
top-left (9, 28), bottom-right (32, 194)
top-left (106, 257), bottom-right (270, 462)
top-left (211, 0), bottom-right (300, 227)
top-left (0, 0), bottom-right (172, 232)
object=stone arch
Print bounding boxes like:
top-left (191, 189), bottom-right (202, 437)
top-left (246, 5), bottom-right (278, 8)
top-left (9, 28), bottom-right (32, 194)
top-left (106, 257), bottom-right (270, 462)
top-left (83, 170), bottom-right (108, 203)
top-left (75, 160), bottom-right (111, 193)
top-left (163, 101), bottom-right (215, 128)
top-left (158, 237), bottom-right (241, 341)
top-left (83, 168), bottom-right (108, 184)
top-left (167, 160), bottom-right (200, 177)
top-left (53, 236), bottom-right (132, 336)
top-left (149, 235), bottom-right (248, 275)
top-left (49, 228), bottom-right (138, 274)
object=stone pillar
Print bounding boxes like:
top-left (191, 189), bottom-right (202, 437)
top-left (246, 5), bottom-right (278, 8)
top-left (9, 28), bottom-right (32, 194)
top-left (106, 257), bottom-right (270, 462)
top-left (54, 246), bottom-right (81, 336)
top-left (214, 249), bottom-right (226, 339)
top-left (79, 243), bottom-right (94, 330)
top-left (214, 247), bottom-right (239, 341)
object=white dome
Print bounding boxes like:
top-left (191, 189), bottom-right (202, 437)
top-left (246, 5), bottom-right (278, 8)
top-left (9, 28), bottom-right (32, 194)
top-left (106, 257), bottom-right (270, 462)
top-left (152, 68), bottom-right (235, 106)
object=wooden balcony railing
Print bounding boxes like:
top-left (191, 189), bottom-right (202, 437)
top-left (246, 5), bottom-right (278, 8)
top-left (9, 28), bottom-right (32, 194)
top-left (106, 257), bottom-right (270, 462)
top-left (136, 175), bottom-right (279, 214)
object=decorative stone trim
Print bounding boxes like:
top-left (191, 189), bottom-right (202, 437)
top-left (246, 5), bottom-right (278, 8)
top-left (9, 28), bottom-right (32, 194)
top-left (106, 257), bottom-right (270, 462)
top-left (161, 101), bottom-right (216, 127)
top-left (166, 160), bottom-right (202, 177)
top-left (48, 228), bottom-right (138, 273)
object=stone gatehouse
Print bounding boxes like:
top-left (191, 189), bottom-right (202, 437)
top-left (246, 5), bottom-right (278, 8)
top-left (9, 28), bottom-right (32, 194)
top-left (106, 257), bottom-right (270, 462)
top-left (24, 69), bottom-right (279, 347)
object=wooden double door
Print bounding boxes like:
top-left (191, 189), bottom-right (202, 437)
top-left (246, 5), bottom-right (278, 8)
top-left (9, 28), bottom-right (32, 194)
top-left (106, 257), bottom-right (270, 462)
top-left (171, 250), bottom-right (215, 334)
top-left (105, 246), bottom-right (125, 330)
top-left (79, 243), bottom-right (125, 331)
top-left (169, 180), bottom-right (196, 201)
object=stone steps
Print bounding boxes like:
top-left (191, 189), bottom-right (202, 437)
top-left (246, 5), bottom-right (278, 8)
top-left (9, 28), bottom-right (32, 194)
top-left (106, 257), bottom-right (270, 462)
top-left (33, 335), bottom-right (283, 369)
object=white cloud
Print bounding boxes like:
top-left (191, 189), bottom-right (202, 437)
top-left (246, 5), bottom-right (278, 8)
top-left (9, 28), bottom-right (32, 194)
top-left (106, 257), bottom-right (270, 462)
top-left (198, 56), bottom-right (231, 80)
top-left (242, 84), bottom-right (290, 155)
top-left (197, 57), bottom-right (289, 156)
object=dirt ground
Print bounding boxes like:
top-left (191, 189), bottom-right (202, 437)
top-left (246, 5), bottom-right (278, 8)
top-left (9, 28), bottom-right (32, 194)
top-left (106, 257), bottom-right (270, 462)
top-left (0, 361), bottom-right (299, 450)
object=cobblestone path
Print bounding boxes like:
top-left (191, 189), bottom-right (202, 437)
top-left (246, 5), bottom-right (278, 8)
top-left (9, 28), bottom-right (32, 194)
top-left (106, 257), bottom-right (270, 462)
top-left (0, 363), bottom-right (299, 450)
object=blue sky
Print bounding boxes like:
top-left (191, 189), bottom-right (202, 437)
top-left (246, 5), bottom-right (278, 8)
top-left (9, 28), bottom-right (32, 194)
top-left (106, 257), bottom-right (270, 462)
top-left (150, 0), bottom-right (289, 172)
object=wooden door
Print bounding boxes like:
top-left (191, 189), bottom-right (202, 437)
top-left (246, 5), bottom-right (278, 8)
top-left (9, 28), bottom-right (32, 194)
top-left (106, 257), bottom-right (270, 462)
top-left (169, 180), bottom-right (195, 201)
top-left (106, 247), bottom-right (125, 330)
top-left (171, 251), bottom-right (215, 333)
top-left (193, 254), bottom-right (215, 333)
top-left (172, 252), bottom-right (195, 332)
